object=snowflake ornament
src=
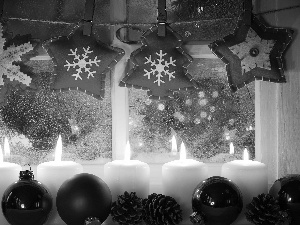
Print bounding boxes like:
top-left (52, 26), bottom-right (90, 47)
top-left (120, 25), bottom-right (198, 100)
top-left (0, 23), bottom-right (37, 106)
top-left (144, 50), bottom-right (176, 86)
top-left (0, 43), bottom-right (33, 86)
top-left (43, 24), bottom-right (125, 99)
top-left (209, 14), bottom-right (294, 91)
top-left (64, 47), bottom-right (101, 80)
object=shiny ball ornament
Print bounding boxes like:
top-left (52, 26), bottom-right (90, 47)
top-left (1, 170), bottom-right (53, 225)
top-left (190, 176), bottom-right (243, 225)
top-left (269, 174), bottom-right (300, 225)
top-left (56, 173), bottom-right (112, 225)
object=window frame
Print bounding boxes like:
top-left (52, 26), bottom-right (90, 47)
top-left (29, 0), bottom-right (281, 187)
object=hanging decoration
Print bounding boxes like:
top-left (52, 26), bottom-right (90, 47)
top-left (209, 13), bottom-right (294, 91)
top-left (190, 176), bottom-right (243, 225)
top-left (143, 193), bottom-right (183, 225)
top-left (43, 0), bottom-right (125, 100)
top-left (245, 193), bottom-right (291, 225)
top-left (269, 174), bottom-right (300, 225)
top-left (110, 191), bottom-right (144, 225)
top-left (2, 170), bottom-right (53, 225)
top-left (0, 23), bottom-right (38, 106)
top-left (120, 0), bottom-right (198, 100)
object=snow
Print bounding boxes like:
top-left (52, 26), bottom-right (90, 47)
top-left (144, 50), bottom-right (176, 86)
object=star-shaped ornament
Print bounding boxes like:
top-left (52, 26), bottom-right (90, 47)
top-left (43, 24), bottom-right (125, 99)
top-left (120, 25), bottom-right (199, 100)
top-left (209, 14), bottom-right (294, 91)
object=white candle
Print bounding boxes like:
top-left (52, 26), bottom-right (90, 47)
top-left (37, 135), bottom-right (83, 225)
top-left (162, 142), bottom-right (208, 225)
top-left (104, 141), bottom-right (150, 201)
top-left (221, 148), bottom-right (268, 224)
top-left (0, 144), bottom-right (22, 225)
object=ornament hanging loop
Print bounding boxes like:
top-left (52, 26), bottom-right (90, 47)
top-left (83, 0), bottom-right (96, 36)
top-left (157, 0), bottom-right (167, 36)
top-left (190, 211), bottom-right (206, 225)
top-left (84, 217), bottom-right (101, 225)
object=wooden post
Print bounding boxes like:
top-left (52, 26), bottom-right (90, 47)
top-left (255, 0), bottom-right (300, 184)
top-left (110, 0), bottom-right (141, 161)
top-left (110, 0), bottom-right (129, 160)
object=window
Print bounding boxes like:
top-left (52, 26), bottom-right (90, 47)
top-left (0, 44), bottom-right (254, 177)
top-left (0, 0), bottom-right (255, 167)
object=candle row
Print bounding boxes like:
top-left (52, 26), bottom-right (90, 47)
top-left (106, 142), bottom-right (268, 224)
top-left (0, 137), bottom-right (267, 225)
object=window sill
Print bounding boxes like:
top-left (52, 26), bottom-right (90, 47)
top-left (22, 163), bottom-right (254, 225)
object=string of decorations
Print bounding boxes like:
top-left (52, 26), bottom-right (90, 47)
top-left (255, 4), bottom-right (300, 15)
top-left (6, 8), bottom-right (299, 27)
top-left (4, 4), bottom-right (300, 27)
top-left (0, 0), bottom-right (295, 101)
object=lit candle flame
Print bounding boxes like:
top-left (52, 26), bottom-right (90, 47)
top-left (54, 135), bottom-right (62, 162)
top-left (4, 137), bottom-right (10, 157)
top-left (180, 142), bottom-right (186, 160)
top-left (243, 148), bottom-right (249, 161)
top-left (171, 135), bottom-right (177, 155)
top-left (229, 142), bottom-right (234, 154)
top-left (124, 141), bottom-right (131, 161)
top-left (0, 145), bottom-right (3, 163)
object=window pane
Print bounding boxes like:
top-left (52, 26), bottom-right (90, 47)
top-left (0, 60), bottom-right (112, 165)
top-left (128, 58), bottom-right (255, 163)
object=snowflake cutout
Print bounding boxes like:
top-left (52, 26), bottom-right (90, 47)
top-left (0, 24), bottom-right (33, 87)
top-left (144, 50), bottom-right (176, 86)
top-left (64, 46), bottom-right (101, 80)
top-left (229, 28), bottom-right (275, 74)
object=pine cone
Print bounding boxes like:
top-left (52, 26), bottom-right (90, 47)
top-left (111, 191), bottom-right (144, 225)
top-left (245, 193), bottom-right (290, 225)
top-left (143, 193), bottom-right (182, 225)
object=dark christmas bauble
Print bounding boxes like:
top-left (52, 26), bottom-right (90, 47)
top-left (190, 176), bottom-right (243, 225)
top-left (1, 170), bottom-right (53, 225)
top-left (269, 174), bottom-right (300, 225)
top-left (56, 173), bottom-right (112, 225)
